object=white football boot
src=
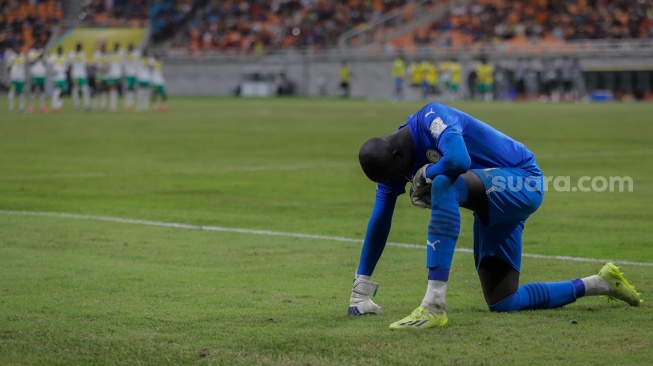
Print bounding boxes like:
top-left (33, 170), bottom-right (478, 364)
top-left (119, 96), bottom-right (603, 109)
top-left (348, 277), bottom-right (383, 316)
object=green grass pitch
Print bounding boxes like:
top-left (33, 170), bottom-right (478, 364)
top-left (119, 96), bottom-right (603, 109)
top-left (1, 97), bottom-right (652, 365)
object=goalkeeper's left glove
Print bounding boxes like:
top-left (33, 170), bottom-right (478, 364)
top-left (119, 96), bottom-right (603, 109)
top-left (410, 164), bottom-right (433, 209)
top-left (349, 277), bottom-right (383, 316)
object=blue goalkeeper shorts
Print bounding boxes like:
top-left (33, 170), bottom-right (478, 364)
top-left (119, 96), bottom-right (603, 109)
top-left (470, 167), bottom-right (544, 272)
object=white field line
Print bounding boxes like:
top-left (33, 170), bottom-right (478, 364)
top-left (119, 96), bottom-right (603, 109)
top-left (2, 172), bottom-right (109, 180)
top-left (536, 149), bottom-right (653, 160)
top-left (3, 150), bottom-right (653, 181)
top-left (1, 210), bottom-right (652, 268)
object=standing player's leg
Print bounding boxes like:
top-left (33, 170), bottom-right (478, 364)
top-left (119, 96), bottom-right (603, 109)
top-left (82, 82), bottom-right (91, 111)
top-left (28, 81), bottom-right (37, 113)
top-left (160, 84), bottom-right (168, 112)
top-left (124, 77), bottom-right (135, 111)
top-left (151, 85), bottom-right (159, 112)
top-left (100, 81), bottom-right (108, 111)
top-left (37, 83), bottom-right (47, 112)
top-left (72, 79), bottom-right (81, 110)
top-left (11, 81), bottom-right (27, 113)
top-left (51, 81), bottom-right (66, 111)
top-left (8, 82), bottom-right (16, 112)
top-left (108, 81), bottom-right (118, 112)
top-left (389, 171), bottom-right (486, 329)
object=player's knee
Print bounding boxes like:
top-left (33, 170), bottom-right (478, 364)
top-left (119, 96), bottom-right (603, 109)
top-left (487, 291), bottom-right (521, 312)
top-left (431, 175), bottom-right (459, 201)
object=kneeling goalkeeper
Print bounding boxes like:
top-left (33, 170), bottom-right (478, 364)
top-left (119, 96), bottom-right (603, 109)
top-left (349, 102), bottom-right (642, 329)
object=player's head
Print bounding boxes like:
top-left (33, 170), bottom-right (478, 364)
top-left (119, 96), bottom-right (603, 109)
top-left (113, 42), bottom-right (120, 51)
top-left (128, 43), bottom-right (134, 51)
top-left (75, 42), bottom-right (83, 52)
top-left (57, 46), bottom-right (63, 55)
top-left (359, 128), bottom-right (414, 182)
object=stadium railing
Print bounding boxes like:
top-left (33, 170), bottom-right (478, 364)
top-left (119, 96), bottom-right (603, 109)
top-left (165, 38), bottom-right (653, 64)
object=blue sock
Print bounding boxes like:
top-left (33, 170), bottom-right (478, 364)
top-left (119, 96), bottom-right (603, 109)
top-left (426, 176), bottom-right (467, 274)
top-left (488, 281), bottom-right (580, 312)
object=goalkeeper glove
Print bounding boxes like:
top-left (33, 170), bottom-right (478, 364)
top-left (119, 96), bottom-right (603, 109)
top-left (349, 277), bottom-right (383, 316)
top-left (410, 164), bottom-right (433, 208)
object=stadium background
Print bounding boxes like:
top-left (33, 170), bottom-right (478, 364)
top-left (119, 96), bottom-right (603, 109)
top-left (2, 0), bottom-right (653, 101)
top-left (2, 2), bottom-right (653, 364)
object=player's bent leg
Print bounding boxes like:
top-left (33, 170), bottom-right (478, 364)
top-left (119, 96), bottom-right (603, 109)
top-left (389, 306), bottom-right (448, 329)
top-left (481, 256), bottom-right (581, 311)
top-left (597, 263), bottom-right (643, 306)
top-left (478, 256), bottom-right (519, 305)
top-left (349, 277), bottom-right (383, 316)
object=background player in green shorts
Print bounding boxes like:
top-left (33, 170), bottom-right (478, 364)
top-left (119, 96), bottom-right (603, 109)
top-left (68, 43), bottom-right (91, 111)
top-left (123, 43), bottom-right (140, 111)
top-left (6, 44), bottom-right (27, 113)
top-left (28, 45), bottom-right (48, 113)
top-left (48, 46), bottom-right (68, 112)
top-left (136, 51), bottom-right (154, 111)
top-left (150, 53), bottom-right (168, 112)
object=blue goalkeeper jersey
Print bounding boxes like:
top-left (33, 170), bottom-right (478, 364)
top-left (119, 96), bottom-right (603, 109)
top-left (376, 102), bottom-right (541, 198)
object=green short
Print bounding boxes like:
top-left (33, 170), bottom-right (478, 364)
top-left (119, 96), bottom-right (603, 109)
top-left (445, 82), bottom-right (459, 92)
top-left (31, 77), bottom-right (46, 87)
top-left (53, 80), bottom-right (68, 92)
top-left (153, 84), bottom-right (166, 95)
top-left (476, 83), bottom-right (493, 92)
top-left (10, 80), bottom-right (25, 93)
top-left (125, 76), bottom-right (137, 90)
top-left (138, 80), bottom-right (150, 88)
top-left (73, 78), bottom-right (88, 87)
top-left (105, 78), bottom-right (121, 86)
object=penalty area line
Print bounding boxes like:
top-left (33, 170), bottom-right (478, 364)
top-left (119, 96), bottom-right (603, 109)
top-left (1, 210), bottom-right (652, 268)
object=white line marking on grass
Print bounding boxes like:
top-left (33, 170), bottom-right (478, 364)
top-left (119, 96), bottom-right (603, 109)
top-left (1, 210), bottom-right (652, 268)
top-left (536, 149), bottom-right (653, 160)
top-left (2, 172), bottom-right (109, 180)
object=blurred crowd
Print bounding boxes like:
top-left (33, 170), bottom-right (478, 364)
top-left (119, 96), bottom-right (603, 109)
top-left (79, 0), bottom-right (194, 41)
top-left (0, 0), bottom-right (63, 54)
top-left (176, 0), bottom-right (409, 55)
top-left (64, 0), bottom-right (653, 55)
top-left (403, 0), bottom-right (653, 50)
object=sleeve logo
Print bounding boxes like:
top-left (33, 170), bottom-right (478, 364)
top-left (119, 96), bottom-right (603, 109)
top-left (426, 150), bottom-right (441, 163)
top-left (429, 116), bottom-right (447, 138)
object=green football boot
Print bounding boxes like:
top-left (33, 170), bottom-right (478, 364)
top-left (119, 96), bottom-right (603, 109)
top-left (598, 263), bottom-right (643, 306)
top-left (389, 306), bottom-right (448, 329)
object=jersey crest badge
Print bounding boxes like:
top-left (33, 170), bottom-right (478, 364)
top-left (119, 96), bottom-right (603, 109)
top-left (426, 150), bottom-right (441, 163)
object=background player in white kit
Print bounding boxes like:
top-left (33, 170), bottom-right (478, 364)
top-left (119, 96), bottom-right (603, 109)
top-left (93, 43), bottom-right (110, 111)
top-left (123, 43), bottom-right (141, 111)
top-left (151, 53), bottom-right (168, 112)
top-left (6, 44), bottom-right (28, 113)
top-left (28, 45), bottom-right (48, 113)
top-left (136, 51), bottom-right (154, 112)
top-left (48, 46), bottom-right (68, 112)
top-left (68, 42), bottom-right (91, 111)
top-left (106, 42), bottom-right (124, 112)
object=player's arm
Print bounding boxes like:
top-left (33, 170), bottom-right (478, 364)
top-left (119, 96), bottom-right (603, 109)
top-left (358, 181), bottom-right (405, 274)
top-left (424, 132), bottom-right (471, 179)
top-left (5, 52), bottom-right (15, 71)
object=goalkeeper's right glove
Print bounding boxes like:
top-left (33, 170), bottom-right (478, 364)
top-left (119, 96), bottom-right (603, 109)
top-left (410, 164), bottom-right (433, 208)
